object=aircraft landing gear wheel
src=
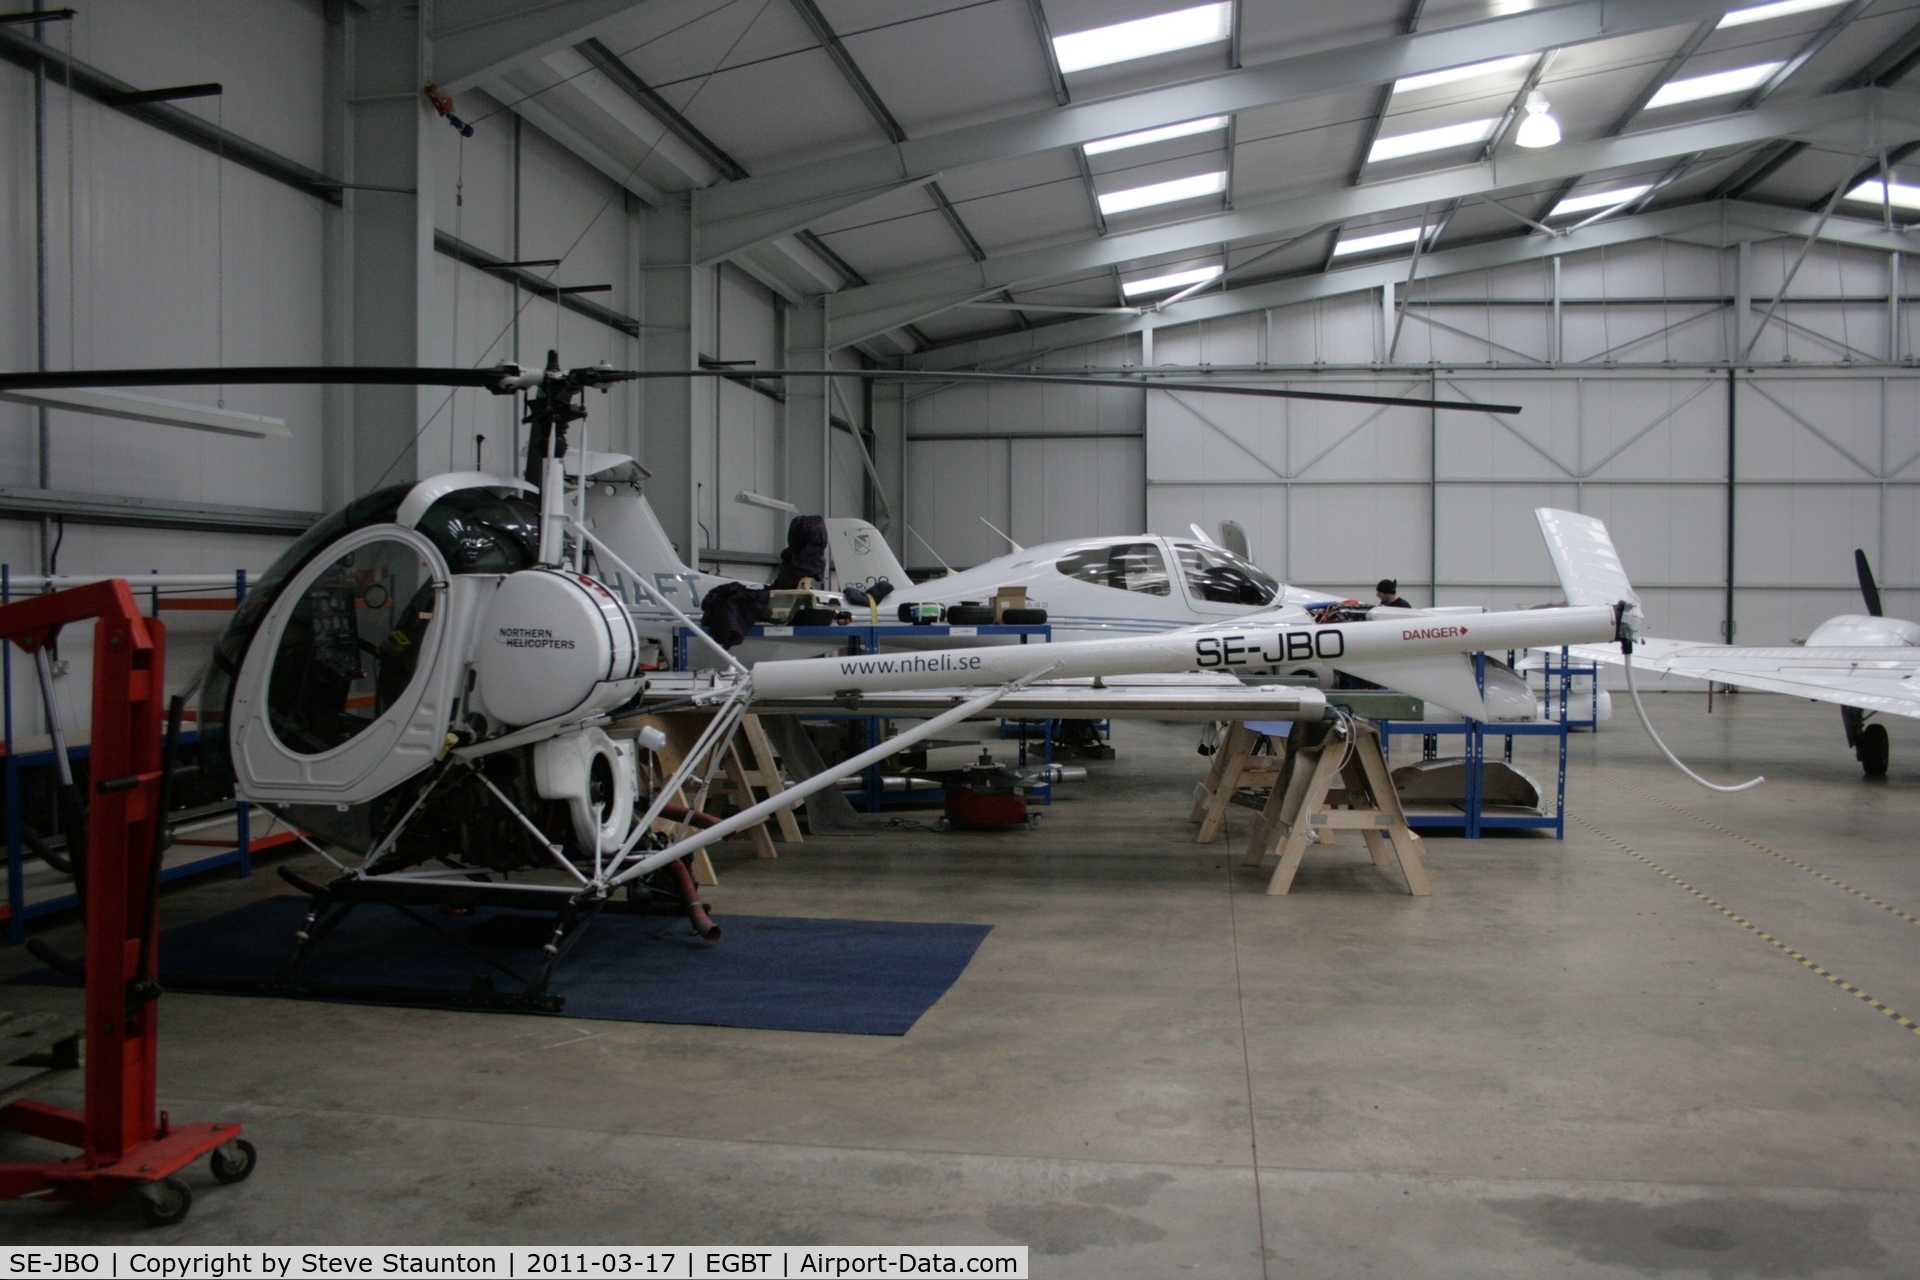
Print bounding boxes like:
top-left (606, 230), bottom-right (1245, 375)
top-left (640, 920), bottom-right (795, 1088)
top-left (211, 1138), bottom-right (257, 1184)
top-left (1859, 723), bottom-right (1890, 778)
top-left (139, 1176), bottom-right (193, 1227)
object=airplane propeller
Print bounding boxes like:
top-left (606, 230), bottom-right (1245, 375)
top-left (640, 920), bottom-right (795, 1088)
top-left (0, 362), bottom-right (1523, 415)
top-left (1855, 548), bottom-right (1884, 617)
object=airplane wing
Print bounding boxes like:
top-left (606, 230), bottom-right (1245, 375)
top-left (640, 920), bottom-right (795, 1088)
top-left (1569, 639), bottom-right (1920, 720)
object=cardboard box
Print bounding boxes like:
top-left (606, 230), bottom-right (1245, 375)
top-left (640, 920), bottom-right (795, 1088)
top-left (991, 586), bottom-right (1027, 622)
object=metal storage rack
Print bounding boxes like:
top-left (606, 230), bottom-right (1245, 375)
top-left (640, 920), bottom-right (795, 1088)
top-left (1376, 653), bottom-right (1570, 840)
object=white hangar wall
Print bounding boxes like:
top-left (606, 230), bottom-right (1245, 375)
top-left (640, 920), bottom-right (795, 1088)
top-left (905, 237), bottom-right (1920, 650)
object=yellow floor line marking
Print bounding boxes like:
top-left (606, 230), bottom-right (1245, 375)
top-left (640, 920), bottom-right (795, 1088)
top-left (1573, 814), bottom-right (1920, 1040)
top-left (1597, 769), bottom-right (1920, 932)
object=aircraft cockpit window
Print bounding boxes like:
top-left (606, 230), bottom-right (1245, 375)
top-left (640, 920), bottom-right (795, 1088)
top-left (1175, 543), bottom-right (1279, 606)
top-left (266, 538), bottom-right (439, 756)
top-left (1055, 543), bottom-right (1171, 596)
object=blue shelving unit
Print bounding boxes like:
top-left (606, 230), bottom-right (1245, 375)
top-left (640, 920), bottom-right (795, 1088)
top-left (1376, 653), bottom-right (1570, 840)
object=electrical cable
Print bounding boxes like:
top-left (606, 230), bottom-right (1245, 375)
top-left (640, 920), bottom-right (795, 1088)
top-left (1621, 645), bottom-right (1763, 792)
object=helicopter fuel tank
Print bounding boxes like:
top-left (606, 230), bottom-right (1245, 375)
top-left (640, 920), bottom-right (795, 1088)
top-left (470, 566), bottom-right (643, 730)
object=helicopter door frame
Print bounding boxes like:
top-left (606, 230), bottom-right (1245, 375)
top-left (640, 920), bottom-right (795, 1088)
top-left (227, 523), bottom-right (456, 806)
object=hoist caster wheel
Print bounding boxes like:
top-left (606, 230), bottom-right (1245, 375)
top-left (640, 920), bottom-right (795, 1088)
top-left (211, 1138), bottom-right (257, 1184)
top-left (140, 1176), bottom-right (193, 1227)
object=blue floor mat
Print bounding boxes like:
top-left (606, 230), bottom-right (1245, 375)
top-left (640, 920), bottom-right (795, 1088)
top-left (10, 896), bottom-right (992, 1035)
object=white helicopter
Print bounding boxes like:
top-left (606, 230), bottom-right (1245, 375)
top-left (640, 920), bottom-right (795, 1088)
top-left (0, 356), bottom-right (1621, 1008)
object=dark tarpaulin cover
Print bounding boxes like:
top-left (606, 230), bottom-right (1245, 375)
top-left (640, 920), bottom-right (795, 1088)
top-left (771, 515), bottom-right (828, 590)
top-left (699, 581), bottom-right (771, 648)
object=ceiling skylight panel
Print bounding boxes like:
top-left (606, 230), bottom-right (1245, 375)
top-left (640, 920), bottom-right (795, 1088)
top-left (1368, 118), bottom-right (1499, 164)
top-left (1332, 225), bottom-right (1435, 257)
top-left (1121, 265), bottom-right (1223, 296)
top-left (1393, 55), bottom-right (1536, 96)
top-left (1644, 63), bottom-right (1784, 109)
top-left (1097, 171), bottom-right (1228, 214)
top-left (1845, 179), bottom-right (1920, 210)
top-left (1550, 185), bottom-right (1651, 217)
top-left (1084, 116), bottom-right (1231, 156)
top-left (1718, 0), bottom-right (1847, 28)
top-left (1052, 3), bottom-right (1234, 73)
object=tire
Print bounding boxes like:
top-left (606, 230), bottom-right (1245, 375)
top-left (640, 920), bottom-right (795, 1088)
top-left (210, 1138), bottom-right (257, 1184)
top-left (946, 604), bottom-right (994, 625)
top-left (790, 607), bottom-right (836, 626)
top-left (140, 1176), bottom-right (192, 1227)
top-left (1859, 723), bottom-right (1890, 778)
top-left (1000, 607), bottom-right (1048, 625)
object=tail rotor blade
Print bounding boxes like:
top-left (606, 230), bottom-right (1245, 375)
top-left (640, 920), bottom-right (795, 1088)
top-left (1855, 549), bottom-right (1884, 617)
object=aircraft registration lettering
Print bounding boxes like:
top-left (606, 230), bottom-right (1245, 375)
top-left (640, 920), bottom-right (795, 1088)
top-left (1196, 629), bottom-right (1344, 667)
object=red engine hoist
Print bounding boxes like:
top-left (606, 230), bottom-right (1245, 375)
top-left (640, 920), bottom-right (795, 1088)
top-left (0, 580), bottom-right (252, 1226)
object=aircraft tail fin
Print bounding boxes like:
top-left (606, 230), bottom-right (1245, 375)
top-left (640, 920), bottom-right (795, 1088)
top-left (1535, 508), bottom-right (1640, 619)
top-left (825, 519), bottom-right (910, 592)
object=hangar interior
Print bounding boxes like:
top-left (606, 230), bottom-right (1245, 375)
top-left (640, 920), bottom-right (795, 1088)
top-left (2, 0), bottom-right (1920, 1271)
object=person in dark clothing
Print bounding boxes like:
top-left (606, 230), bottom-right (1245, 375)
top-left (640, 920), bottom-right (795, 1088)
top-left (1376, 578), bottom-right (1413, 608)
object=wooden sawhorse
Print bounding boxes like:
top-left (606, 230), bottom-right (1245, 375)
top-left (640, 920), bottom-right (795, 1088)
top-left (1189, 721), bottom-right (1287, 843)
top-left (1242, 718), bottom-right (1429, 896)
top-left (630, 712), bottom-right (802, 884)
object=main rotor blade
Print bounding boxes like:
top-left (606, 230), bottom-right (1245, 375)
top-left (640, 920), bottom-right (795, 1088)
top-left (0, 366), bottom-right (507, 391)
top-left (1855, 548), bottom-right (1884, 617)
top-left (0, 365), bottom-right (1521, 414)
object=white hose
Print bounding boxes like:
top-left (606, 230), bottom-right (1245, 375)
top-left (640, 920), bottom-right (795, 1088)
top-left (1622, 648), bottom-right (1763, 793)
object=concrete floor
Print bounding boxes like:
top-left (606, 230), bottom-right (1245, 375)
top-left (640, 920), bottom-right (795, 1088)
top-left (3, 692), bottom-right (1919, 1275)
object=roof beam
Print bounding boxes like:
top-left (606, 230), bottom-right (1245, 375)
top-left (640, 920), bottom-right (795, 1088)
top-left (434, 0), bottom-right (649, 93)
top-left (1531, 17), bottom-right (1717, 221)
top-left (790, 0), bottom-right (907, 143)
top-left (1025, 0), bottom-right (1070, 107)
top-left (693, 0), bottom-right (1748, 264)
top-left (1717, 9), bottom-right (1920, 199)
top-left (576, 37), bottom-right (749, 180)
top-left (903, 199), bottom-right (1920, 370)
top-left (828, 86), bottom-right (1920, 346)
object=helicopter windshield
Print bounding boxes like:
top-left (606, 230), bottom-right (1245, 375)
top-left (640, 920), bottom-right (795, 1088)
top-left (265, 539), bottom-right (438, 755)
top-left (200, 483), bottom-right (539, 776)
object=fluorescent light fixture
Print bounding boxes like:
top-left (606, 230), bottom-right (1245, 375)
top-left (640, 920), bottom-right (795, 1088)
top-left (1097, 170), bottom-right (1228, 215)
top-left (1717, 0), bottom-right (1846, 28)
top-left (1331, 225), bottom-right (1434, 257)
top-left (1083, 115), bottom-right (1230, 156)
top-left (0, 387), bottom-right (290, 438)
top-left (1393, 54), bottom-right (1534, 95)
top-left (1121, 264), bottom-right (1223, 296)
top-left (1052, 2), bottom-right (1233, 73)
top-left (1845, 179), bottom-right (1920, 210)
top-left (735, 490), bottom-right (798, 513)
top-left (1550, 184), bottom-right (1651, 217)
top-left (1645, 62), bottom-right (1783, 109)
top-left (1367, 117), bottom-right (1499, 164)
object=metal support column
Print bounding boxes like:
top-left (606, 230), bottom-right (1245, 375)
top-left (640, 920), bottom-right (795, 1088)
top-left (787, 294), bottom-right (831, 518)
top-left (639, 194), bottom-right (699, 560)
top-left (343, 1), bottom-right (436, 496)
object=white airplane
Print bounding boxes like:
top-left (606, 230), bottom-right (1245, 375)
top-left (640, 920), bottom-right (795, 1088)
top-left (615, 505), bottom-right (1542, 724)
top-left (1537, 508), bottom-right (1920, 778)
